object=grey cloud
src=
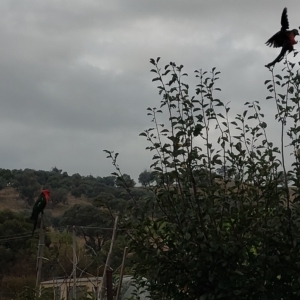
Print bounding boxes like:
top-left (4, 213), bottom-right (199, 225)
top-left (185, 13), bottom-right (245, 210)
top-left (0, 0), bottom-right (299, 181)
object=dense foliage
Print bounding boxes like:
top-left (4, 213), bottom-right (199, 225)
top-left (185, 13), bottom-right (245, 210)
top-left (105, 57), bottom-right (300, 299)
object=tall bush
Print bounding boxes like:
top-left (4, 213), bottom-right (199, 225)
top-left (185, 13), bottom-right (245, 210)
top-left (106, 57), bottom-right (300, 299)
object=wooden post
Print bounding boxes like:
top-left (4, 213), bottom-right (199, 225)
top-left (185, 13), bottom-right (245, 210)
top-left (115, 247), bottom-right (129, 300)
top-left (98, 215), bottom-right (119, 300)
top-left (35, 216), bottom-right (44, 294)
top-left (72, 226), bottom-right (77, 300)
top-left (106, 267), bottom-right (113, 300)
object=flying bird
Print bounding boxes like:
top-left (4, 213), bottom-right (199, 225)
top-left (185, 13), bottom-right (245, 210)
top-left (30, 189), bottom-right (50, 235)
top-left (265, 7), bottom-right (299, 68)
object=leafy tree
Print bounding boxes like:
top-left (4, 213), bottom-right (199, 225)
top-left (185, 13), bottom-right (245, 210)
top-left (0, 179), bottom-right (6, 190)
top-left (13, 170), bottom-right (41, 204)
top-left (115, 173), bottom-right (136, 188)
top-left (60, 176), bottom-right (73, 189)
top-left (34, 170), bottom-right (49, 186)
top-left (70, 183), bottom-right (91, 198)
top-left (102, 176), bottom-right (116, 186)
top-left (71, 173), bottom-right (82, 187)
top-left (19, 185), bottom-right (41, 206)
top-left (0, 169), bottom-right (13, 189)
top-left (0, 210), bottom-right (37, 279)
top-left (59, 204), bottom-right (114, 252)
top-left (93, 192), bottom-right (127, 213)
top-left (86, 182), bottom-right (109, 198)
top-left (105, 57), bottom-right (300, 299)
top-left (0, 168), bottom-right (13, 181)
top-left (51, 187), bottom-right (68, 207)
top-left (51, 166), bottom-right (62, 174)
top-left (70, 187), bottom-right (82, 198)
top-left (46, 174), bottom-right (61, 189)
top-left (138, 169), bottom-right (155, 187)
top-left (93, 192), bottom-right (115, 207)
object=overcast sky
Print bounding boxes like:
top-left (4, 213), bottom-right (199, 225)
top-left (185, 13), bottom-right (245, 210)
top-left (0, 0), bottom-right (300, 182)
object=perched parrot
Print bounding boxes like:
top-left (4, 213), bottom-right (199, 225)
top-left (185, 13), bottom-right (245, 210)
top-left (265, 7), bottom-right (299, 68)
top-left (30, 189), bottom-right (50, 235)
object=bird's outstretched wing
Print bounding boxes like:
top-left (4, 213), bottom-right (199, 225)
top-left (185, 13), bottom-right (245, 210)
top-left (281, 7), bottom-right (289, 31)
top-left (266, 8), bottom-right (289, 48)
top-left (266, 31), bottom-right (286, 48)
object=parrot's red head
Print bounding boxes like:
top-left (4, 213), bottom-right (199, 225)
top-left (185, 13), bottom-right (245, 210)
top-left (42, 189), bottom-right (51, 202)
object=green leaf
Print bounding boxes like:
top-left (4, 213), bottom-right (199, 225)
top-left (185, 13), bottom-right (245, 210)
top-left (236, 142), bottom-right (242, 151)
top-left (184, 232), bottom-right (191, 240)
top-left (152, 77), bottom-right (161, 82)
top-left (260, 122), bottom-right (267, 128)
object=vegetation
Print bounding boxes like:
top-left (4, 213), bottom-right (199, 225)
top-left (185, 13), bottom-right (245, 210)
top-left (104, 57), bottom-right (300, 299)
top-left (138, 169), bottom-right (155, 187)
top-left (0, 167), bottom-right (146, 299)
top-left (3, 55), bottom-right (300, 299)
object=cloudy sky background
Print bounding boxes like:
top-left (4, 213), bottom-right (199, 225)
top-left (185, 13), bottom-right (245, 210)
top-left (1, 0), bottom-right (300, 182)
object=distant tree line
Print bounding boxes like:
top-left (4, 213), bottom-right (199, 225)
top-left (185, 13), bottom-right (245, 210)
top-left (0, 167), bottom-right (147, 207)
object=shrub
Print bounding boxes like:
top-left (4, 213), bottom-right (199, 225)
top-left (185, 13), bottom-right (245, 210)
top-left (106, 57), bottom-right (300, 299)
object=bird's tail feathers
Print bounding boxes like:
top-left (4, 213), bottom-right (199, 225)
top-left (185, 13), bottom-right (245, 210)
top-left (32, 220), bottom-right (38, 236)
top-left (30, 211), bottom-right (39, 221)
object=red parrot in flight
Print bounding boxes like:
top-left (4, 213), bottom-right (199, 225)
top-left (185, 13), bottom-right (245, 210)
top-left (30, 189), bottom-right (50, 235)
top-left (265, 7), bottom-right (299, 68)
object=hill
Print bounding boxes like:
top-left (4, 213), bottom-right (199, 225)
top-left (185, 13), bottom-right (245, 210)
top-left (0, 186), bottom-right (92, 217)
